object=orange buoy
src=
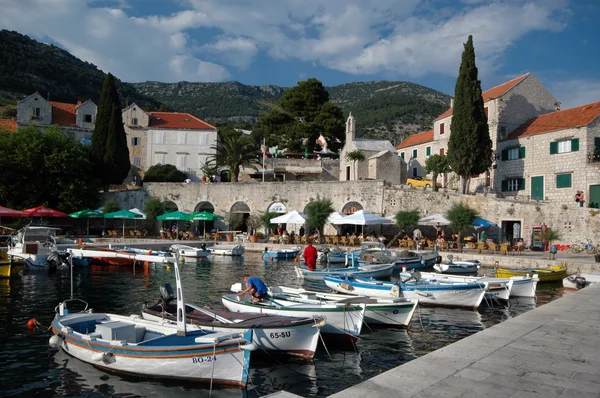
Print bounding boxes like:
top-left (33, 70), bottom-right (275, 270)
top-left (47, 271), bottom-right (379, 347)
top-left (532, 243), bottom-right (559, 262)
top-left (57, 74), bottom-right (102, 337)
top-left (27, 318), bottom-right (37, 329)
top-left (294, 257), bottom-right (299, 263)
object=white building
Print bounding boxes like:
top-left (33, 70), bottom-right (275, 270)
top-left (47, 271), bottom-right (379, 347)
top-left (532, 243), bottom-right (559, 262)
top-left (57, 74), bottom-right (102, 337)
top-left (122, 104), bottom-right (218, 181)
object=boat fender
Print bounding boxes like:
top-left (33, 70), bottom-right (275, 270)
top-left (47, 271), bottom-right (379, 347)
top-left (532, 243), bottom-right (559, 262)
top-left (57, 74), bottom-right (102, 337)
top-left (575, 276), bottom-right (587, 290)
top-left (390, 285), bottom-right (401, 298)
top-left (92, 352), bottom-right (115, 363)
top-left (49, 334), bottom-right (64, 348)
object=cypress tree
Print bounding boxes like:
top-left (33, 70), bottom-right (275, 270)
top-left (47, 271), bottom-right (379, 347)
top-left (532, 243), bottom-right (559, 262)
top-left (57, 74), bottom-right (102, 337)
top-left (91, 73), bottom-right (130, 192)
top-left (447, 35), bottom-right (493, 194)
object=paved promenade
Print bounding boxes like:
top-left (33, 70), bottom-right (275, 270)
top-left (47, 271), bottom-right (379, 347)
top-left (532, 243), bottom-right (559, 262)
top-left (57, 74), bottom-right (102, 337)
top-left (331, 283), bottom-right (600, 398)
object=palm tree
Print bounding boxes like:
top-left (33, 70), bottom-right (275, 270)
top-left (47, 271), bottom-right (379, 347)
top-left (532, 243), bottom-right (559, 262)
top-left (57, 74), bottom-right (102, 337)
top-left (446, 202), bottom-right (479, 252)
top-left (305, 198), bottom-right (334, 244)
top-left (542, 228), bottom-right (560, 259)
top-left (260, 211), bottom-right (278, 237)
top-left (345, 150), bottom-right (365, 180)
top-left (387, 210), bottom-right (420, 248)
top-left (209, 130), bottom-right (260, 182)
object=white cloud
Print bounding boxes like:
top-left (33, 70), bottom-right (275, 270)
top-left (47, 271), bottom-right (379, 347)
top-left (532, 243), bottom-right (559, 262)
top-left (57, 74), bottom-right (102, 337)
top-left (547, 78), bottom-right (600, 109)
top-left (203, 37), bottom-right (259, 69)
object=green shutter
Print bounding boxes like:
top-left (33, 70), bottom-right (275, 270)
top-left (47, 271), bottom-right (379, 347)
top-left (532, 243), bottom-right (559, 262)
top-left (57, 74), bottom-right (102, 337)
top-left (518, 178), bottom-right (526, 191)
top-left (571, 138), bottom-right (579, 152)
top-left (501, 180), bottom-right (508, 192)
top-left (519, 146), bottom-right (526, 159)
top-left (501, 149), bottom-right (508, 161)
top-left (556, 173), bottom-right (572, 188)
top-left (426, 146), bottom-right (431, 156)
top-left (550, 141), bottom-right (558, 155)
top-left (595, 137), bottom-right (600, 154)
top-left (413, 149), bottom-right (417, 158)
top-left (400, 152), bottom-right (404, 160)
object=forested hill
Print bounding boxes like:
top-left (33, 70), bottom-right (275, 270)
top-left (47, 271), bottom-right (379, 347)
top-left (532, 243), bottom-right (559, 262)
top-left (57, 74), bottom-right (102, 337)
top-left (0, 30), bottom-right (160, 108)
top-left (0, 29), bottom-right (451, 144)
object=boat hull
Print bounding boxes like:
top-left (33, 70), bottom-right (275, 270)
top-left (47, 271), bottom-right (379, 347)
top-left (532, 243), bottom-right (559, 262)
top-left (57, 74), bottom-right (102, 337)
top-left (405, 272), bottom-right (513, 301)
top-left (209, 244), bottom-right (245, 256)
top-left (562, 272), bottom-right (600, 291)
top-left (495, 264), bottom-right (567, 282)
top-left (295, 263), bottom-right (395, 281)
top-left (263, 247), bottom-right (301, 260)
top-left (433, 261), bottom-right (480, 274)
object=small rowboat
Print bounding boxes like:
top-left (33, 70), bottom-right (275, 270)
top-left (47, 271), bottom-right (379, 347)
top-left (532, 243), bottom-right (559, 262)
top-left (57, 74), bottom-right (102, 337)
top-left (494, 263), bottom-right (567, 282)
top-left (263, 246), bottom-right (302, 260)
top-left (295, 263), bottom-right (395, 281)
top-left (209, 244), bottom-right (245, 256)
top-left (562, 272), bottom-right (600, 291)
top-left (433, 259), bottom-right (480, 274)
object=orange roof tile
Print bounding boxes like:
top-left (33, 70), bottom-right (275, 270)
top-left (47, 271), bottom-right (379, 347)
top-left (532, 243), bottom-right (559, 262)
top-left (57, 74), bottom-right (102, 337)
top-left (395, 130), bottom-right (434, 149)
top-left (0, 119), bottom-right (17, 133)
top-left (49, 101), bottom-right (77, 126)
top-left (434, 73), bottom-right (530, 121)
top-left (505, 101), bottom-right (600, 140)
top-left (148, 112), bottom-right (216, 130)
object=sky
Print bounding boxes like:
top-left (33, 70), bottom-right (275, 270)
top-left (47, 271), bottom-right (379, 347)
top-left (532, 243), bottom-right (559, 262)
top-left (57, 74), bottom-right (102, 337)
top-left (0, 0), bottom-right (599, 108)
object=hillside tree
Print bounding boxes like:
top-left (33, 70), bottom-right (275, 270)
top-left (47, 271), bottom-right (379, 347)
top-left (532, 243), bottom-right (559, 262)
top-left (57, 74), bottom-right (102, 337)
top-left (255, 78), bottom-right (345, 153)
top-left (91, 73), bottom-right (131, 192)
top-left (425, 154), bottom-right (452, 192)
top-left (447, 35), bottom-right (493, 194)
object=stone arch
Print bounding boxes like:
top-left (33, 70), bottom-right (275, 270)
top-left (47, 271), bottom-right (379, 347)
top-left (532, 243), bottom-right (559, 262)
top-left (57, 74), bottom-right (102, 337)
top-left (267, 202), bottom-right (287, 214)
top-left (230, 201), bottom-right (251, 232)
top-left (194, 201), bottom-right (215, 213)
top-left (342, 201), bottom-right (363, 215)
top-left (163, 201), bottom-right (178, 212)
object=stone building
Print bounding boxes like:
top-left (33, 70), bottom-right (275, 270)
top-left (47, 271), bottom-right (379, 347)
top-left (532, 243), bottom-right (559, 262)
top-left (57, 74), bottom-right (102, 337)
top-left (16, 92), bottom-right (97, 143)
top-left (122, 104), bottom-right (218, 181)
top-left (397, 73), bottom-right (559, 191)
top-left (495, 101), bottom-right (600, 207)
top-left (395, 129), bottom-right (433, 181)
top-left (339, 113), bottom-right (401, 184)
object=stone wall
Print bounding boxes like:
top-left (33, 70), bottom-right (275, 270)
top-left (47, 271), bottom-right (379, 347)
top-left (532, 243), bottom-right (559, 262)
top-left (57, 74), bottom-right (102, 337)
top-left (16, 93), bottom-right (52, 127)
top-left (108, 180), bottom-right (600, 244)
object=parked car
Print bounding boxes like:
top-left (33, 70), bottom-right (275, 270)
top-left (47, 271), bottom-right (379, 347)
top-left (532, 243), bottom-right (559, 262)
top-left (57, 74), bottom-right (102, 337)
top-left (406, 176), bottom-right (438, 188)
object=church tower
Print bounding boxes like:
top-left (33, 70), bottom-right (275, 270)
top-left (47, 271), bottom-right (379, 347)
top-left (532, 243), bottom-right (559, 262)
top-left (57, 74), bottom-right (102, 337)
top-left (345, 112), bottom-right (355, 143)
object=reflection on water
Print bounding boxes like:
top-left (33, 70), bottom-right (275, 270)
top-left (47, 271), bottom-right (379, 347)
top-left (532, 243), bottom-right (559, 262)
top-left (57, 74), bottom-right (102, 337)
top-left (0, 252), bottom-right (566, 398)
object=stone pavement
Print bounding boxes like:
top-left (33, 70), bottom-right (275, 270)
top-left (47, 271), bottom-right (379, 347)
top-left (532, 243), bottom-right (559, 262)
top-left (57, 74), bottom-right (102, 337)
top-left (330, 283), bottom-right (600, 398)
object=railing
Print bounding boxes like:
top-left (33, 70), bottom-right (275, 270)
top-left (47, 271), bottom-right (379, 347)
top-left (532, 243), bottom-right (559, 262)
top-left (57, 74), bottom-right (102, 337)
top-left (588, 152), bottom-right (600, 163)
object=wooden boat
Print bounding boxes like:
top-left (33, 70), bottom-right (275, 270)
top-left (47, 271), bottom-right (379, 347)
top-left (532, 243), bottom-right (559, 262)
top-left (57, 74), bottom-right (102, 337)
top-left (222, 293), bottom-right (365, 343)
top-left (142, 286), bottom-right (321, 359)
top-left (494, 263), bottom-right (567, 282)
top-left (208, 244), bottom-right (245, 256)
top-left (294, 263), bottom-right (395, 281)
top-left (263, 246), bottom-right (301, 260)
top-left (563, 272), bottom-right (600, 291)
top-left (350, 242), bottom-right (439, 270)
top-left (170, 244), bottom-right (210, 259)
top-left (433, 258), bottom-right (480, 274)
top-left (49, 257), bottom-right (254, 387)
top-left (271, 286), bottom-right (418, 327)
top-left (317, 248), bottom-right (347, 263)
top-left (324, 275), bottom-right (487, 309)
top-left (0, 250), bottom-right (23, 278)
top-left (68, 245), bottom-right (176, 266)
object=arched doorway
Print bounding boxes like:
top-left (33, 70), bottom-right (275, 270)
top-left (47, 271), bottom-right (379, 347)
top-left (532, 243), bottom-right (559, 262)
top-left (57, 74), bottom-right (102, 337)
top-left (194, 201), bottom-right (215, 213)
top-left (163, 201), bottom-right (178, 212)
top-left (341, 201), bottom-right (363, 235)
top-left (230, 202), bottom-right (251, 232)
top-left (194, 201), bottom-right (217, 237)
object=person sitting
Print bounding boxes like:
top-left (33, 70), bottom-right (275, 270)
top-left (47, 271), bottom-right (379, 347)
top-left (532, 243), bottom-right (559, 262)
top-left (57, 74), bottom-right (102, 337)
top-left (378, 235), bottom-right (387, 244)
top-left (237, 274), bottom-right (268, 303)
top-left (436, 236), bottom-right (445, 243)
top-left (403, 234), bottom-right (411, 241)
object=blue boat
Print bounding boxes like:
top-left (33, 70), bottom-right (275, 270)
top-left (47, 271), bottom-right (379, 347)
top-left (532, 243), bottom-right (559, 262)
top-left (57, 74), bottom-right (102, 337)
top-left (263, 246), bottom-right (302, 260)
top-left (295, 263), bottom-right (395, 281)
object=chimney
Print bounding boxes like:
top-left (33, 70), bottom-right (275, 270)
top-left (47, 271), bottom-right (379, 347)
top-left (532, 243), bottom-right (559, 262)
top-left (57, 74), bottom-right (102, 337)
top-left (450, 98), bottom-right (454, 108)
top-left (77, 96), bottom-right (82, 106)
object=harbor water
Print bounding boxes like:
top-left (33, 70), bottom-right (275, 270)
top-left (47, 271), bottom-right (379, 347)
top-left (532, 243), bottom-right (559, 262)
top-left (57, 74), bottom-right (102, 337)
top-left (0, 252), bottom-right (564, 397)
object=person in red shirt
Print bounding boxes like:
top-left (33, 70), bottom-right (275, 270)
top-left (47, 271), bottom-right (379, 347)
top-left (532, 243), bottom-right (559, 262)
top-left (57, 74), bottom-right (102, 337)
top-left (303, 241), bottom-right (318, 271)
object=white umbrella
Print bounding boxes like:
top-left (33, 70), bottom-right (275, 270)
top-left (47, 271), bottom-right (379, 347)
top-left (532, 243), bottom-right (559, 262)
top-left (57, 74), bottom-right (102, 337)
top-left (270, 210), bottom-right (308, 224)
top-left (418, 214), bottom-right (451, 226)
top-left (327, 212), bottom-right (346, 224)
top-left (332, 210), bottom-right (392, 226)
top-left (129, 208), bottom-right (147, 219)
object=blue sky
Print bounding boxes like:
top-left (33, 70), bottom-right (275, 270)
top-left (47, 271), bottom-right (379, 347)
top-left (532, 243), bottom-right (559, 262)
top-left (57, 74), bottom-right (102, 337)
top-left (1, 0), bottom-right (599, 108)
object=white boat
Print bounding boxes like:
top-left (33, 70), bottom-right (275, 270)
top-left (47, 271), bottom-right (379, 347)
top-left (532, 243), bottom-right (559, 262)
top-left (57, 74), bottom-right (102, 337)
top-left (170, 244), bottom-right (210, 259)
top-left (271, 286), bottom-right (418, 327)
top-left (49, 256), bottom-right (255, 387)
top-left (563, 272), bottom-right (600, 291)
top-left (7, 226), bottom-right (68, 271)
top-left (294, 262), bottom-right (395, 281)
top-left (209, 244), bottom-right (245, 256)
top-left (263, 246), bottom-right (301, 260)
top-left (324, 275), bottom-right (487, 309)
top-left (67, 246), bottom-right (175, 265)
top-left (141, 284), bottom-right (321, 359)
top-left (401, 271), bottom-right (513, 301)
top-left (433, 257), bottom-right (480, 274)
top-left (222, 293), bottom-right (365, 343)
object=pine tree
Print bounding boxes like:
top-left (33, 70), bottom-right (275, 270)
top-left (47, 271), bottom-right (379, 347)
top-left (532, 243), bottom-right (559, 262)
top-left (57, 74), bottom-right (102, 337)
top-left (447, 35), bottom-right (493, 194)
top-left (91, 73), bottom-right (131, 192)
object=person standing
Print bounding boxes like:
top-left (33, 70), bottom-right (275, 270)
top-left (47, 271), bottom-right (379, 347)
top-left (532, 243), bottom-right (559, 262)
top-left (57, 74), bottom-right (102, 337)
top-left (413, 228), bottom-right (422, 241)
top-left (579, 191), bottom-right (585, 207)
top-left (575, 191), bottom-right (582, 206)
top-left (237, 274), bottom-right (268, 303)
top-left (480, 230), bottom-right (487, 243)
top-left (303, 241), bottom-right (318, 271)
top-left (299, 226), bottom-right (305, 237)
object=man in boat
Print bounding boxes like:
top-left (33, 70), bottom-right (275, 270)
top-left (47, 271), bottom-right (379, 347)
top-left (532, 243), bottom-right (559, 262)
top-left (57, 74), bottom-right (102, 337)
top-left (238, 274), bottom-right (268, 302)
top-left (303, 241), bottom-right (318, 271)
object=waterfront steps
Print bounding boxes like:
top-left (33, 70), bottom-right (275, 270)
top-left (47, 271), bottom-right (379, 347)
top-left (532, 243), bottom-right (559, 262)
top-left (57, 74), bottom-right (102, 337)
top-left (330, 283), bottom-right (600, 397)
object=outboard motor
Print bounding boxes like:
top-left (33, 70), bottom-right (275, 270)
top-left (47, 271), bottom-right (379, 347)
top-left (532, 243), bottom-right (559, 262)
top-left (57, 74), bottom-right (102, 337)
top-left (47, 251), bottom-right (69, 272)
top-left (410, 270), bottom-right (422, 283)
top-left (201, 243), bottom-right (207, 251)
top-left (436, 255), bottom-right (443, 264)
top-left (160, 283), bottom-right (175, 306)
top-left (575, 276), bottom-right (587, 290)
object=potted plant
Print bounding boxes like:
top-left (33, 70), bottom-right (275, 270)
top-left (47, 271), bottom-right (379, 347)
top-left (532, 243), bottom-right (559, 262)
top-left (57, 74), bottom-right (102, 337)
top-left (246, 214), bottom-right (263, 243)
top-left (226, 212), bottom-right (244, 242)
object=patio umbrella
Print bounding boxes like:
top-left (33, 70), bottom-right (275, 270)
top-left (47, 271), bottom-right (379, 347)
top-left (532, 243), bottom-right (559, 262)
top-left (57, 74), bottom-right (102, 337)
top-left (104, 209), bottom-right (144, 236)
top-left (417, 214), bottom-right (451, 226)
top-left (0, 205), bottom-right (27, 224)
top-left (68, 209), bottom-right (103, 237)
top-left (327, 212), bottom-right (346, 224)
top-left (270, 210), bottom-right (308, 224)
top-left (22, 206), bottom-right (68, 217)
top-left (190, 211), bottom-right (223, 236)
top-left (129, 208), bottom-right (147, 219)
top-left (331, 210), bottom-right (391, 226)
top-left (473, 217), bottom-right (498, 242)
top-left (156, 211), bottom-right (191, 221)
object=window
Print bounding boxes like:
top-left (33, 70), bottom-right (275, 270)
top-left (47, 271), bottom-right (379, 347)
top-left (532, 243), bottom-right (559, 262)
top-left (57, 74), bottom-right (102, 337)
top-left (178, 132), bottom-right (188, 145)
top-left (198, 133), bottom-right (209, 146)
top-left (177, 154), bottom-right (187, 170)
top-left (32, 107), bottom-right (40, 118)
top-left (556, 173), bottom-right (572, 189)
top-left (501, 146), bottom-right (525, 161)
top-left (412, 168), bottom-right (417, 177)
top-left (412, 149), bottom-right (418, 159)
top-left (500, 126), bottom-right (507, 136)
top-left (84, 114), bottom-right (93, 123)
top-left (426, 146), bottom-right (431, 157)
top-left (439, 123), bottom-right (445, 135)
top-left (400, 152), bottom-right (405, 160)
top-left (156, 131), bottom-right (165, 144)
top-left (131, 137), bottom-right (140, 146)
top-left (346, 165), bottom-right (351, 180)
top-left (131, 117), bottom-right (138, 126)
top-left (595, 137), bottom-right (600, 155)
top-left (501, 178), bottom-right (525, 192)
top-left (155, 153), bottom-right (166, 164)
top-left (439, 148), bottom-right (444, 156)
top-left (550, 138), bottom-right (579, 154)
top-left (133, 157), bottom-right (141, 167)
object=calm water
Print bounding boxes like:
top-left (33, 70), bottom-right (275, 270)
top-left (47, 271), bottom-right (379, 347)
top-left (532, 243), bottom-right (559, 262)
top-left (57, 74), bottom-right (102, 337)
top-left (0, 252), bottom-right (565, 397)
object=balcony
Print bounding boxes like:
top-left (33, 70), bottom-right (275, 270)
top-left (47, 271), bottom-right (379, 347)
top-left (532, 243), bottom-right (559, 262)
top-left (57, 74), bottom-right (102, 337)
top-left (588, 152), bottom-right (600, 163)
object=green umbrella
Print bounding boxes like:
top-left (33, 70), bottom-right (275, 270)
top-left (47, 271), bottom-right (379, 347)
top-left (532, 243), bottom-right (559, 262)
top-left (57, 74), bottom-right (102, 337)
top-left (156, 211), bottom-right (191, 221)
top-left (104, 209), bottom-right (143, 236)
top-left (68, 209), bottom-right (103, 237)
top-left (190, 211), bottom-right (223, 236)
